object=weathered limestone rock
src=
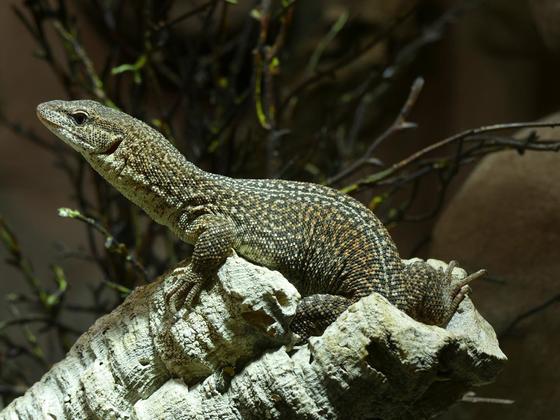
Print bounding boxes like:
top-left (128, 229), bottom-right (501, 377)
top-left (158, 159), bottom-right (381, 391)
top-left (1, 256), bottom-right (506, 419)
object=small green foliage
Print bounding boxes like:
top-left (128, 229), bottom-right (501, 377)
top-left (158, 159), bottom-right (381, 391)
top-left (368, 195), bottom-right (385, 210)
top-left (304, 163), bottom-right (321, 177)
top-left (306, 11), bottom-right (348, 76)
top-left (111, 55), bottom-right (147, 84)
top-left (250, 8), bottom-right (261, 20)
top-left (341, 168), bottom-right (393, 194)
top-left (0, 216), bottom-right (69, 314)
top-left (0, 216), bottom-right (18, 256)
top-left (433, 159), bottom-right (448, 169)
top-left (269, 57), bottom-right (280, 73)
top-left (218, 77), bottom-right (229, 89)
top-left (58, 208), bottom-right (147, 282)
top-left (57, 207), bottom-right (81, 219)
top-left (208, 138), bottom-right (221, 153)
top-left (104, 280), bottom-right (131, 298)
top-left (48, 264), bottom-right (68, 307)
top-left (0, 216), bottom-right (40, 291)
top-left (254, 61), bottom-right (270, 129)
top-left (24, 328), bottom-right (44, 361)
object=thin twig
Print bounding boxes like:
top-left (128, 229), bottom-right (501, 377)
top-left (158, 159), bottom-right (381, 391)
top-left (52, 21), bottom-right (114, 106)
top-left (328, 77), bottom-right (424, 185)
top-left (152, 1), bottom-right (213, 31)
top-left (500, 293), bottom-right (560, 337)
top-left (278, 5), bottom-right (418, 115)
top-left (342, 121), bottom-right (560, 194)
top-left (57, 208), bottom-right (149, 282)
top-left (461, 391), bottom-right (514, 405)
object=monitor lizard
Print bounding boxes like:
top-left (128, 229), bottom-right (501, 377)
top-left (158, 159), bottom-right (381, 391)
top-left (36, 99), bottom-right (485, 337)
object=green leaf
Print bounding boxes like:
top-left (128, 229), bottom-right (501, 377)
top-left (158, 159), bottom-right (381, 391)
top-left (250, 8), bottom-right (261, 20)
top-left (218, 77), bottom-right (229, 88)
top-left (341, 167), bottom-right (394, 193)
top-left (304, 163), bottom-right (321, 176)
top-left (45, 293), bottom-right (59, 307)
top-left (254, 60), bottom-right (270, 129)
top-left (368, 195), bottom-right (385, 210)
top-left (57, 207), bottom-right (81, 219)
top-left (208, 138), bottom-right (221, 153)
top-left (52, 264), bottom-right (68, 293)
top-left (269, 57), bottom-right (280, 72)
top-left (0, 217), bottom-right (17, 253)
top-left (105, 280), bottom-right (131, 297)
top-left (113, 64), bottom-right (137, 76)
top-left (111, 55), bottom-right (147, 84)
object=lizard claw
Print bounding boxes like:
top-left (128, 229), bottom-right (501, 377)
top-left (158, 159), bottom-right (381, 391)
top-left (164, 266), bottom-right (205, 314)
top-left (441, 262), bottom-right (486, 325)
top-left (402, 260), bottom-right (486, 326)
top-left (452, 267), bottom-right (486, 292)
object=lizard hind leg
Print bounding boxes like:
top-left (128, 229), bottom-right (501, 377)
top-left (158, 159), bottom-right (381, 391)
top-left (290, 294), bottom-right (352, 340)
top-left (403, 260), bottom-right (486, 327)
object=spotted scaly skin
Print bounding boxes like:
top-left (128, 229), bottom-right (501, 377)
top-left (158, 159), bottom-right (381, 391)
top-left (36, 100), bottom-right (484, 337)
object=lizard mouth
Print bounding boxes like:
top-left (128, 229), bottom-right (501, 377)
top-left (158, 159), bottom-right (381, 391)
top-left (39, 118), bottom-right (61, 132)
top-left (36, 109), bottom-right (59, 130)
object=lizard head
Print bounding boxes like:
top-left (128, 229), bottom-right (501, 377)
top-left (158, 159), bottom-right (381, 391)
top-left (36, 99), bottom-right (192, 225)
top-left (35, 99), bottom-right (178, 177)
top-left (36, 99), bottom-right (130, 158)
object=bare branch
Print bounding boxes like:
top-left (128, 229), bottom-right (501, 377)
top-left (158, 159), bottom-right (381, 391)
top-left (328, 77), bottom-right (424, 185)
top-left (342, 121), bottom-right (560, 194)
top-left (51, 21), bottom-right (114, 106)
top-left (500, 293), bottom-right (560, 337)
top-left (57, 208), bottom-right (148, 282)
top-left (461, 391), bottom-right (515, 405)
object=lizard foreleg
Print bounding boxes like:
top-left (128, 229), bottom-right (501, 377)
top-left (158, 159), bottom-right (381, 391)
top-left (166, 214), bottom-right (235, 313)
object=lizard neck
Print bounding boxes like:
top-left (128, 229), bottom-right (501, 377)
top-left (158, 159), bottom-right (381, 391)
top-left (87, 125), bottom-right (216, 231)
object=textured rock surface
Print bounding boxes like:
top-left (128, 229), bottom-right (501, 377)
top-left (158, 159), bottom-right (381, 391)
top-left (1, 256), bottom-right (506, 419)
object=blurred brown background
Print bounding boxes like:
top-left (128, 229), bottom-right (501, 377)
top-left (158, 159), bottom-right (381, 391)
top-left (1, 0), bottom-right (560, 418)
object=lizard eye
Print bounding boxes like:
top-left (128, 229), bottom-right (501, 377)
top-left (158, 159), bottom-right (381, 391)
top-left (70, 111), bottom-right (88, 126)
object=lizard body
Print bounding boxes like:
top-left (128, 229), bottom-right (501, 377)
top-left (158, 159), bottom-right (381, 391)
top-left (36, 100), bottom-right (483, 336)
